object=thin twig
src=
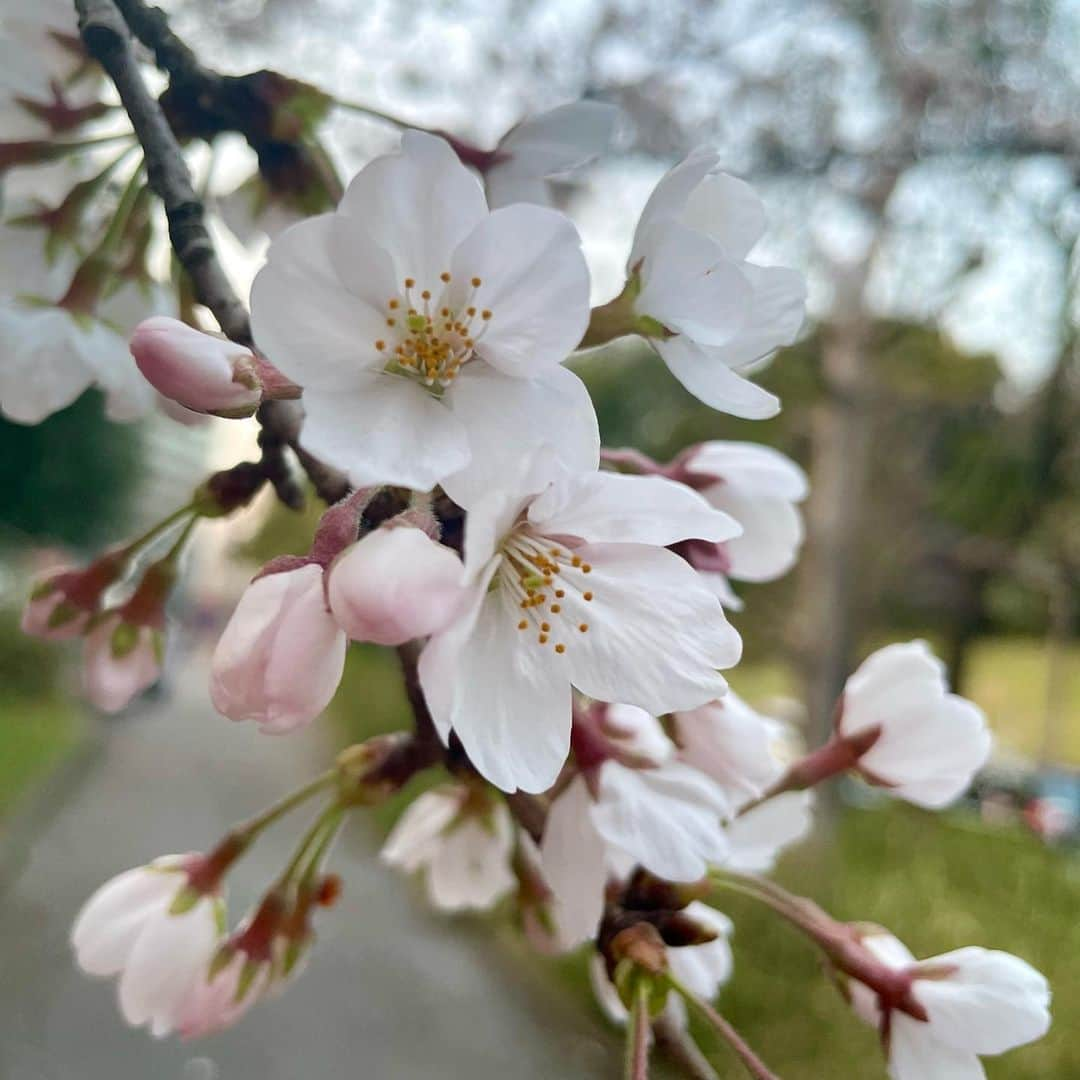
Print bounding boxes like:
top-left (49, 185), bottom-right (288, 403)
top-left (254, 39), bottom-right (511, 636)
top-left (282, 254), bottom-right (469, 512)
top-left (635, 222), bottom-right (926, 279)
top-left (626, 982), bottom-right (652, 1080)
top-left (74, 0), bottom-right (348, 506)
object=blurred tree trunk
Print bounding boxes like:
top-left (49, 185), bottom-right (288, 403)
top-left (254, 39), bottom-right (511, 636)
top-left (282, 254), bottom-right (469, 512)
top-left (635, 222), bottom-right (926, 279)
top-left (796, 303), bottom-right (875, 773)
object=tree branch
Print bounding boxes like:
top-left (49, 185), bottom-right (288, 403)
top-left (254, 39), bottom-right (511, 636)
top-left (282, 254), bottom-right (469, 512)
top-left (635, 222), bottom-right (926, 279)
top-left (74, 0), bottom-right (349, 507)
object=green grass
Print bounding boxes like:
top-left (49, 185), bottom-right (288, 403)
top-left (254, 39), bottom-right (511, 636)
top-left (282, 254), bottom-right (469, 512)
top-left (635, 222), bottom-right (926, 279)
top-left (0, 696), bottom-right (84, 816)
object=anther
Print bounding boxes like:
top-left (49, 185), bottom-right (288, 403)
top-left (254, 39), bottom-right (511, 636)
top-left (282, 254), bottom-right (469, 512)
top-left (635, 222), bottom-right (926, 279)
top-left (582, 564), bottom-right (592, 573)
top-left (440, 271), bottom-right (451, 283)
top-left (421, 289), bottom-right (431, 300)
top-left (539, 634), bottom-right (548, 645)
top-left (481, 309), bottom-right (492, 320)
top-left (550, 604), bottom-right (561, 613)
top-left (389, 299), bottom-right (400, 310)
top-left (404, 277), bottom-right (415, 288)
top-left (541, 622), bottom-right (550, 633)
top-left (555, 644), bottom-right (566, 654)
top-left (583, 591), bottom-right (593, 602)
top-left (579, 623), bottom-right (589, 633)
top-left (517, 620), bottom-right (527, 630)
top-left (471, 276), bottom-right (481, 287)
top-left (375, 340), bottom-right (385, 350)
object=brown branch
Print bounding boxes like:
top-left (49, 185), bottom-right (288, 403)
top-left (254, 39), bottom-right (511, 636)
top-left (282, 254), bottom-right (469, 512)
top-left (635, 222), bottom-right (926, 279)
top-left (74, 0), bottom-right (348, 507)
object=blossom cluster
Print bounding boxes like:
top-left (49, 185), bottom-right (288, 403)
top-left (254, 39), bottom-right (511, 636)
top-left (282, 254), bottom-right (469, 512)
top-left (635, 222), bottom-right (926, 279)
top-left (6, 5), bottom-right (1052, 1076)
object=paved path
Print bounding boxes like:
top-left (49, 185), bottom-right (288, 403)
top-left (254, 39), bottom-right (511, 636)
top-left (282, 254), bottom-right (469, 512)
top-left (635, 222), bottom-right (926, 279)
top-left (0, 648), bottom-right (614, 1080)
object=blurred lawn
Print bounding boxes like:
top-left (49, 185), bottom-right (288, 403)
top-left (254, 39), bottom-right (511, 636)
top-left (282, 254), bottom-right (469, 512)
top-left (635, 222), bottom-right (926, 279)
top-left (331, 639), bottom-right (1079, 1078)
top-left (0, 697), bottom-right (82, 816)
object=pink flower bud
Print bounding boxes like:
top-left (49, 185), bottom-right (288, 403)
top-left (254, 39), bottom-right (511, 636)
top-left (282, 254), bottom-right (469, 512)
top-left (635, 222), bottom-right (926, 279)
top-left (326, 526), bottom-right (466, 646)
top-left (82, 613), bottom-right (163, 713)
top-left (210, 564), bottom-right (347, 734)
top-left (129, 317), bottom-right (263, 418)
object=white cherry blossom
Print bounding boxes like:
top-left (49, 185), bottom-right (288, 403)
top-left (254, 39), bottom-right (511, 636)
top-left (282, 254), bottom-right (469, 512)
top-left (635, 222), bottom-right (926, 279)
top-left (381, 785), bottom-right (516, 912)
top-left (484, 101), bottom-right (618, 209)
top-left (71, 857), bottom-right (223, 1038)
top-left (850, 932), bottom-right (1050, 1080)
top-left (418, 463), bottom-right (743, 793)
top-left (250, 131), bottom-right (597, 501)
top-left (840, 641), bottom-right (992, 808)
top-left (596, 148), bottom-right (805, 418)
top-left (679, 441), bottom-right (808, 607)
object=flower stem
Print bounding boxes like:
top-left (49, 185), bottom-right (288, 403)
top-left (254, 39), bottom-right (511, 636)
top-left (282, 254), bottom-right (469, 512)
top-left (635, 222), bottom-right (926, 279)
top-left (120, 502), bottom-right (198, 559)
top-left (275, 801), bottom-right (345, 891)
top-left (668, 976), bottom-right (779, 1080)
top-left (97, 155), bottom-right (145, 258)
top-left (232, 770), bottom-right (338, 844)
top-left (625, 980), bottom-right (652, 1080)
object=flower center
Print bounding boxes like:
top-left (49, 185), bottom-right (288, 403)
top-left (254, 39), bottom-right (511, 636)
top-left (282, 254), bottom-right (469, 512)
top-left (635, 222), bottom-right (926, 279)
top-left (374, 272), bottom-right (493, 391)
top-left (499, 530), bottom-right (594, 655)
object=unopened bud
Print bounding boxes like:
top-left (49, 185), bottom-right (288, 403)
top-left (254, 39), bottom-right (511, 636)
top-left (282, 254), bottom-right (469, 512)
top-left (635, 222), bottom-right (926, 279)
top-left (130, 317), bottom-right (297, 418)
top-left (326, 526), bottom-right (466, 646)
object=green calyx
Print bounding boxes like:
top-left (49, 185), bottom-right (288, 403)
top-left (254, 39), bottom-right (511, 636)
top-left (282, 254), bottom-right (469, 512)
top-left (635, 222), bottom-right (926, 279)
top-left (613, 961), bottom-right (670, 1017)
top-left (109, 620), bottom-right (140, 659)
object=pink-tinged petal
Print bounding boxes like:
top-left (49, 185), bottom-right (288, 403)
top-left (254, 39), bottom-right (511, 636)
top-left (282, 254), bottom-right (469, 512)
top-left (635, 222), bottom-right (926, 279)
top-left (553, 543), bottom-right (739, 715)
top-left (653, 335), bottom-right (781, 419)
top-left (450, 204), bottom-right (590, 376)
top-left (528, 471), bottom-right (740, 548)
top-left (888, 1014), bottom-right (986, 1080)
top-left (82, 619), bottom-right (161, 714)
top-left (591, 760), bottom-right (729, 881)
top-left (327, 527), bottom-right (466, 646)
top-left (211, 565), bottom-right (346, 734)
top-left (441, 363), bottom-right (599, 511)
top-left (299, 373), bottom-right (471, 491)
top-left (250, 214), bottom-right (388, 381)
top-left (915, 948), bottom-right (1051, 1056)
top-left (336, 131), bottom-right (487, 294)
top-left (540, 776), bottom-right (608, 947)
top-left (129, 317), bottom-right (262, 417)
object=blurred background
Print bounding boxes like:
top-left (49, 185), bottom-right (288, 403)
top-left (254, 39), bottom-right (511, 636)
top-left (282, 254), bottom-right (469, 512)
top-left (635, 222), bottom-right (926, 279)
top-left (2, 0), bottom-right (1078, 1077)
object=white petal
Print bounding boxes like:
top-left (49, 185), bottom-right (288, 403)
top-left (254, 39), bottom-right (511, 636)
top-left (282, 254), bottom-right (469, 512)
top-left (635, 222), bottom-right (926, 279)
top-left (337, 131), bottom-right (487, 294)
top-left (251, 214), bottom-right (389, 381)
top-left (423, 583), bottom-right (572, 793)
top-left (426, 806), bottom-right (516, 912)
top-left (673, 694), bottom-right (782, 806)
top-left (915, 947), bottom-right (1051, 1056)
top-left (712, 491), bottom-right (804, 583)
top-left (636, 223), bottom-right (752, 346)
top-left (555, 543), bottom-right (740, 714)
top-left (686, 441), bottom-right (808, 501)
top-left (118, 901), bottom-right (219, 1035)
top-left (528, 471), bottom-right (740, 547)
top-left (696, 264), bottom-right (806, 373)
top-left (494, 101), bottom-right (618, 180)
top-left (380, 788), bottom-right (462, 873)
top-left (654, 335), bottom-right (780, 419)
top-left (540, 776), bottom-right (609, 946)
top-left (630, 147), bottom-right (720, 266)
top-left (441, 363), bottom-right (599, 510)
top-left (669, 902), bottom-right (734, 1000)
top-left (300, 374), bottom-right (471, 491)
top-left (484, 174), bottom-right (552, 209)
top-left (889, 1014), bottom-right (986, 1080)
top-left (725, 791), bottom-right (814, 873)
top-left (450, 204), bottom-right (590, 376)
top-left (71, 868), bottom-right (178, 977)
top-left (592, 760), bottom-right (729, 881)
top-left (680, 172), bottom-right (767, 261)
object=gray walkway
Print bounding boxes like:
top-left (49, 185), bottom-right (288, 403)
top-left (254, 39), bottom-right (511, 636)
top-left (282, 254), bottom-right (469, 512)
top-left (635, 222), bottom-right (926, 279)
top-left (0, 649), bottom-right (614, 1079)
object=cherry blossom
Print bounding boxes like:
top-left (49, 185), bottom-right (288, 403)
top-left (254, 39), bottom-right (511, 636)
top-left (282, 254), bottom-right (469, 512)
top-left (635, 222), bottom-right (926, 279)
top-left (327, 525), bottom-right (467, 646)
top-left (677, 441), bottom-right (808, 607)
top-left (71, 857), bottom-right (224, 1038)
top-left (839, 641), bottom-right (992, 808)
top-left (210, 564), bottom-right (347, 734)
top-left (418, 463), bottom-right (743, 793)
top-left (849, 932), bottom-right (1050, 1079)
top-left (381, 785), bottom-right (516, 912)
top-left (589, 149), bottom-right (805, 418)
top-left (250, 131), bottom-right (597, 501)
top-left (483, 101), bottom-right (619, 209)
top-left (177, 949), bottom-right (269, 1040)
top-left (129, 317), bottom-right (265, 418)
top-left (82, 612), bottom-right (162, 713)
